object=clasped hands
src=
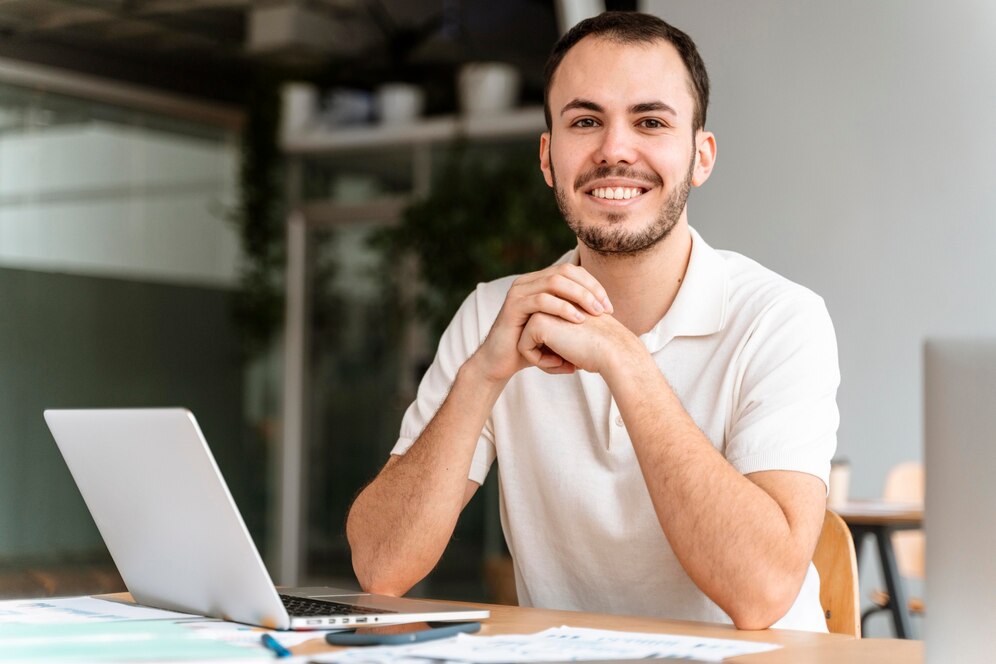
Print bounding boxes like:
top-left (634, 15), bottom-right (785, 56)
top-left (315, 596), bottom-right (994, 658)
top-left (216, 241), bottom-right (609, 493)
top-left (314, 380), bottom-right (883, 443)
top-left (475, 263), bottom-right (638, 383)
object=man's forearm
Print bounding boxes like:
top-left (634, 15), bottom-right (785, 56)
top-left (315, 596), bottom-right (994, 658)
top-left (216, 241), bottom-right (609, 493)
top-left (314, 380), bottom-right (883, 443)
top-left (346, 354), bottom-right (506, 596)
top-left (605, 344), bottom-right (825, 629)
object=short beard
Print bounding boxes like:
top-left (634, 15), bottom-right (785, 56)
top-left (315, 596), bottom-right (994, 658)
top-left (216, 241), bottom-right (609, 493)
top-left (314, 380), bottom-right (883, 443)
top-left (551, 149), bottom-right (695, 258)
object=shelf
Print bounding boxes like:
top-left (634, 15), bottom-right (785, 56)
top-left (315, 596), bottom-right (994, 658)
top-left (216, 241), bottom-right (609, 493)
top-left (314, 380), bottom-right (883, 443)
top-left (300, 195), bottom-right (410, 227)
top-left (281, 106), bottom-right (546, 155)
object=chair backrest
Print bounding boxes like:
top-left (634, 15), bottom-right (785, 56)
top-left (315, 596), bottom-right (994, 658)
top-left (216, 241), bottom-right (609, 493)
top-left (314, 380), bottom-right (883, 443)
top-left (883, 461), bottom-right (925, 579)
top-left (812, 509), bottom-right (861, 637)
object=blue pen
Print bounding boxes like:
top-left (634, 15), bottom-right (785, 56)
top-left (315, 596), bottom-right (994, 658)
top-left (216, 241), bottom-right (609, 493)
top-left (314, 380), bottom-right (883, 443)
top-left (260, 632), bottom-right (292, 658)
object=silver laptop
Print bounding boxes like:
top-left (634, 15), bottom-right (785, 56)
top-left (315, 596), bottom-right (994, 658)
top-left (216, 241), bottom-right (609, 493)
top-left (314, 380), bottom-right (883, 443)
top-left (44, 408), bottom-right (489, 631)
top-left (924, 340), bottom-right (996, 663)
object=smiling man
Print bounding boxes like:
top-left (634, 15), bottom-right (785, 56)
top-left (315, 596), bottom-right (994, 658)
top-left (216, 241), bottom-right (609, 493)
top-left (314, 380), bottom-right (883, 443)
top-left (346, 12), bottom-right (839, 632)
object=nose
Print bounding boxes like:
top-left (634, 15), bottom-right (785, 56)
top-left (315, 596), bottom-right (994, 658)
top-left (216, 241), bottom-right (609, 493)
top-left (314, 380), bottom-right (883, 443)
top-left (593, 122), bottom-right (638, 165)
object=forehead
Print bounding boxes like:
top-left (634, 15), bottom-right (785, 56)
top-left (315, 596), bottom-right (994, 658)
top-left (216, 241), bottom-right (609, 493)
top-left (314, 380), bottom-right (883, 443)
top-left (551, 36), bottom-right (695, 119)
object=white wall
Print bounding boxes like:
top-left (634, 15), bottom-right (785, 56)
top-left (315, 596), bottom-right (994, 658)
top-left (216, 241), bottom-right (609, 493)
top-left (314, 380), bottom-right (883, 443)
top-left (642, 0), bottom-right (996, 490)
top-left (642, 0), bottom-right (996, 636)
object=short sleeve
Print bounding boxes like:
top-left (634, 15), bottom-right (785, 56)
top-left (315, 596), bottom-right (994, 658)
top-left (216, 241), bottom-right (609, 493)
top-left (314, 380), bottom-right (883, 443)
top-left (725, 293), bottom-right (840, 488)
top-left (390, 287), bottom-right (500, 485)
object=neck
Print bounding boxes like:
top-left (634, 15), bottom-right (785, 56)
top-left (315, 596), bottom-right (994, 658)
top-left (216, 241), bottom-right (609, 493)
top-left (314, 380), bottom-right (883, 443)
top-left (576, 220), bottom-right (693, 336)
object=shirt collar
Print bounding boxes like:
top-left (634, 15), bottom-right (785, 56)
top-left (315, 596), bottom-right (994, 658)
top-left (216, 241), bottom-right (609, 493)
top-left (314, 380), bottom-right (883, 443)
top-left (554, 226), bottom-right (728, 352)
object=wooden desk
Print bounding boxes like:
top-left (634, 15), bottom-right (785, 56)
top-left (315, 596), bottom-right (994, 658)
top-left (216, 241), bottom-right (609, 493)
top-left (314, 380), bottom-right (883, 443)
top-left (287, 600), bottom-right (923, 663)
top-left (101, 593), bottom-right (921, 662)
top-left (833, 501), bottom-right (924, 639)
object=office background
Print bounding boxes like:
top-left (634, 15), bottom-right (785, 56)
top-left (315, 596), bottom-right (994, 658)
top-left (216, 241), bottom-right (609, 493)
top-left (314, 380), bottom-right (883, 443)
top-left (1, 0), bottom-right (992, 641)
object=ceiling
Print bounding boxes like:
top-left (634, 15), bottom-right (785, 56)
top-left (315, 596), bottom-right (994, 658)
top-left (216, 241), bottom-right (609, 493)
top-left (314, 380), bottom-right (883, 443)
top-left (0, 0), bottom-right (568, 111)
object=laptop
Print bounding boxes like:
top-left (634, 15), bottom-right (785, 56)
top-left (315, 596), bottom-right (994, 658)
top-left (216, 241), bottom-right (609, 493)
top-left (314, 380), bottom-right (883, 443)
top-left (924, 340), bottom-right (996, 663)
top-left (44, 408), bottom-right (489, 631)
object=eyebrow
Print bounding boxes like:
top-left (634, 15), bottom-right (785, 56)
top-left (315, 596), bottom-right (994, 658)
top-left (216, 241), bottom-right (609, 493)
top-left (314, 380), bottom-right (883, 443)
top-left (560, 98), bottom-right (603, 115)
top-left (629, 101), bottom-right (677, 116)
top-left (559, 98), bottom-right (678, 117)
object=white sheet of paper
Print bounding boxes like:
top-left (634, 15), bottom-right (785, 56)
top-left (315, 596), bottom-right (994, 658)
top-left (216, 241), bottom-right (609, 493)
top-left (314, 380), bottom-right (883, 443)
top-left (0, 596), bottom-right (192, 624)
top-left (310, 625), bottom-right (782, 663)
top-left (177, 618), bottom-right (328, 648)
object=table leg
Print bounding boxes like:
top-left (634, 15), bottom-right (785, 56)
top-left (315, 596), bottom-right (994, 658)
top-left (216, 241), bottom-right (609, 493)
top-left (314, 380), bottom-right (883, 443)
top-left (850, 525), bottom-right (866, 566)
top-left (875, 526), bottom-right (913, 639)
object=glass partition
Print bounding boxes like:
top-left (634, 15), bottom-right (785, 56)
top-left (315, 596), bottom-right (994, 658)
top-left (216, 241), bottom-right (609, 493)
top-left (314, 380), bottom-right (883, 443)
top-left (0, 80), bottom-right (256, 598)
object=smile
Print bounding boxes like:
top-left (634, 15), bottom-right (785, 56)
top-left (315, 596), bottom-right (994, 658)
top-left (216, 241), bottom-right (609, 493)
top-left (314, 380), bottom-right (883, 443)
top-left (588, 186), bottom-right (646, 200)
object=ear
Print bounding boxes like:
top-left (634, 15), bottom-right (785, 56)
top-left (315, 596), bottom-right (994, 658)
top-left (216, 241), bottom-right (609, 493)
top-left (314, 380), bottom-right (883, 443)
top-left (691, 130), bottom-right (717, 187)
top-left (539, 132), bottom-right (554, 188)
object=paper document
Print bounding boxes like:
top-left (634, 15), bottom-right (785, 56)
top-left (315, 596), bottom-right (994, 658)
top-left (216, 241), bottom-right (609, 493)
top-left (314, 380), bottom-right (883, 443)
top-left (178, 618), bottom-right (327, 648)
top-left (0, 596), bottom-right (331, 661)
top-left (0, 620), bottom-right (270, 662)
top-left (311, 625), bottom-right (781, 663)
top-left (0, 596), bottom-right (192, 624)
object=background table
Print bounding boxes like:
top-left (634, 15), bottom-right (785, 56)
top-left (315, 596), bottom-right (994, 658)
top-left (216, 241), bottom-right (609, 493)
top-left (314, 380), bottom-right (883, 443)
top-left (833, 501), bottom-right (924, 638)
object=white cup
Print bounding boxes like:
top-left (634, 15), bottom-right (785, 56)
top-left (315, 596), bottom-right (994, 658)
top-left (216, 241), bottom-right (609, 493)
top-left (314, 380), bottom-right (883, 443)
top-left (828, 462), bottom-right (851, 508)
top-left (458, 62), bottom-right (520, 116)
top-left (376, 83), bottom-right (425, 125)
top-left (280, 82), bottom-right (318, 137)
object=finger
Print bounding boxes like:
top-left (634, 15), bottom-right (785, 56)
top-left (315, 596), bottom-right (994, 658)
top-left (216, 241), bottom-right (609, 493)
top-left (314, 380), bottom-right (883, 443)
top-left (527, 292), bottom-right (587, 324)
top-left (539, 361), bottom-right (577, 375)
top-left (517, 335), bottom-right (546, 366)
top-left (514, 265), bottom-right (613, 314)
top-left (531, 271), bottom-right (611, 316)
top-left (509, 277), bottom-right (599, 320)
top-left (537, 348), bottom-right (566, 368)
top-left (550, 264), bottom-right (614, 313)
top-left (517, 317), bottom-right (553, 366)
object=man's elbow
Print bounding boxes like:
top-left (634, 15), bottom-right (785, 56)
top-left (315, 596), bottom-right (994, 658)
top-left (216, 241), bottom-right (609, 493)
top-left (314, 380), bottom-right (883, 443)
top-left (727, 582), bottom-right (799, 631)
top-left (347, 538), bottom-right (408, 597)
top-left (345, 509), bottom-right (385, 593)
top-left (346, 511), bottom-right (424, 597)
top-left (350, 549), bottom-right (427, 598)
top-left (353, 564), bottom-right (408, 598)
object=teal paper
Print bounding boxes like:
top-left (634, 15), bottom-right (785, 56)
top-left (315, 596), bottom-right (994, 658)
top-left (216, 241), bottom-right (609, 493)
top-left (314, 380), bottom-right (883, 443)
top-left (0, 621), bottom-right (269, 662)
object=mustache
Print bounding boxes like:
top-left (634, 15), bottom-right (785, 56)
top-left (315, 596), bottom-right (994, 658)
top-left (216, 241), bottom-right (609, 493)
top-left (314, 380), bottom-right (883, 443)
top-left (574, 165), bottom-right (663, 192)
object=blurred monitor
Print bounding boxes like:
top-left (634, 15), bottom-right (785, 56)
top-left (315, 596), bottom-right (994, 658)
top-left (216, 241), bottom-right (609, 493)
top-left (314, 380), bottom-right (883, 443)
top-left (924, 339), bottom-right (996, 663)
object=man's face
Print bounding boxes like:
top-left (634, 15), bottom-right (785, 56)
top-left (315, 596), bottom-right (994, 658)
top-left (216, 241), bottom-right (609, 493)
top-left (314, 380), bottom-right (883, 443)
top-left (541, 36), bottom-right (713, 256)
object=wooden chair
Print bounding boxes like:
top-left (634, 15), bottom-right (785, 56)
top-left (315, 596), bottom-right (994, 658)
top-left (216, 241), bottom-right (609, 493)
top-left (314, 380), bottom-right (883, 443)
top-left (483, 554), bottom-right (518, 606)
top-left (813, 509), bottom-right (861, 636)
top-left (861, 461), bottom-right (925, 630)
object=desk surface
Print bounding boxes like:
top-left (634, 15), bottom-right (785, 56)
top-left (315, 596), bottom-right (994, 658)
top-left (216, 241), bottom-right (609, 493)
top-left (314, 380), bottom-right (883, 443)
top-left (103, 593), bottom-right (921, 662)
top-left (833, 500), bottom-right (924, 527)
top-left (284, 599), bottom-right (923, 663)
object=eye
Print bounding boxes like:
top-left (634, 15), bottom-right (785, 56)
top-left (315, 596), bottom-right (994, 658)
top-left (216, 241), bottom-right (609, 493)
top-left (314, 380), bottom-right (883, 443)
top-left (572, 117), bottom-right (599, 129)
top-left (639, 118), bottom-right (667, 129)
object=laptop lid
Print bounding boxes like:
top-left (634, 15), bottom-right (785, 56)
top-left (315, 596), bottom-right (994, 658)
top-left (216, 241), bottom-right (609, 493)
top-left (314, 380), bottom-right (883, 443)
top-left (924, 339), bottom-right (996, 663)
top-left (46, 408), bottom-right (293, 629)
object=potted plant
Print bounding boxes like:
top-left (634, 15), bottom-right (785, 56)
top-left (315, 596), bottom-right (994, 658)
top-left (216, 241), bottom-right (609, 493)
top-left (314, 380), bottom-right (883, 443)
top-left (374, 140), bottom-right (574, 343)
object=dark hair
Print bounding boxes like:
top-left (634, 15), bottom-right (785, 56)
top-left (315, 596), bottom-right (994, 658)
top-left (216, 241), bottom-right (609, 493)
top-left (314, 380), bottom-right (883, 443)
top-left (543, 11), bottom-right (710, 132)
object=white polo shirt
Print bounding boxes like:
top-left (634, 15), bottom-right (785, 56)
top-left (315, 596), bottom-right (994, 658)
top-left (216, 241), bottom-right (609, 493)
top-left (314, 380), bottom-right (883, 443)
top-left (392, 227), bottom-right (839, 632)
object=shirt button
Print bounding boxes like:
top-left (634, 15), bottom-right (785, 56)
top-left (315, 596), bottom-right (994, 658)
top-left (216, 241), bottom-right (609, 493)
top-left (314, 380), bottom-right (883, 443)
top-left (615, 415), bottom-right (624, 427)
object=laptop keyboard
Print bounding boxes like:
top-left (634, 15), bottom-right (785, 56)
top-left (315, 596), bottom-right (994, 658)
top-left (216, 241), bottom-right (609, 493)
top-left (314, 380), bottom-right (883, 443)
top-left (279, 594), bottom-right (396, 617)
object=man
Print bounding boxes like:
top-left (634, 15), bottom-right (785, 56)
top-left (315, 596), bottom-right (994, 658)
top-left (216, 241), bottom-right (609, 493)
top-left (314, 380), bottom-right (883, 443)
top-left (346, 11), bottom-right (838, 631)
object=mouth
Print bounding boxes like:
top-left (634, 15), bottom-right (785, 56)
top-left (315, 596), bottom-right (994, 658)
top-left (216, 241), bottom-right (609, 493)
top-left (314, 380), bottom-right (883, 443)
top-left (586, 186), bottom-right (648, 201)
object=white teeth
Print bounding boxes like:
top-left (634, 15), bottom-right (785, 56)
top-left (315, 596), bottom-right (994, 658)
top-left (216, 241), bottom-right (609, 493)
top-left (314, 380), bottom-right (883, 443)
top-left (590, 187), bottom-right (643, 200)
